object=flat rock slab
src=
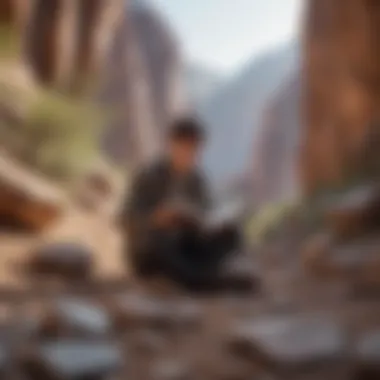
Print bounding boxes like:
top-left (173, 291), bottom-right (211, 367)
top-left (303, 233), bottom-right (380, 288)
top-left (28, 243), bottom-right (93, 280)
top-left (152, 360), bottom-right (191, 380)
top-left (170, 301), bottom-right (203, 328)
top-left (0, 154), bottom-right (64, 231)
top-left (228, 314), bottom-right (347, 372)
top-left (22, 340), bottom-right (122, 380)
top-left (220, 256), bottom-right (260, 294)
top-left (38, 298), bottom-right (112, 338)
top-left (324, 185), bottom-right (380, 240)
top-left (112, 294), bottom-right (202, 330)
top-left (324, 236), bottom-right (380, 284)
top-left (112, 294), bottom-right (172, 329)
top-left (355, 330), bottom-right (380, 377)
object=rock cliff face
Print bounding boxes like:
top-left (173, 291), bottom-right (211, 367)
top-left (1, 0), bottom-right (186, 167)
top-left (185, 64), bottom-right (224, 111)
top-left (131, 0), bottom-right (186, 133)
top-left (201, 43), bottom-right (298, 187)
top-left (302, 0), bottom-right (380, 195)
top-left (25, 0), bottom-right (124, 92)
top-left (252, 74), bottom-right (301, 205)
top-left (1, 0), bottom-right (124, 92)
top-left (0, 0), bottom-right (31, 31)
top-left (100, 1), bottom-right (186, 166)
top-left (100, 6), bottom-right (160, 166)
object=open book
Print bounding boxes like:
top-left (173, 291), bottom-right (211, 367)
top-left (168, 197), bottom-right (245, 229)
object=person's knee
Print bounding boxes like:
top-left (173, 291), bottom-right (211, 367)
top-left (213, 224), bottom-right (241, 252)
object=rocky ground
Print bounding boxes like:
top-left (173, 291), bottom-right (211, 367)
top-left (0, 157), bottom-right (379, 380)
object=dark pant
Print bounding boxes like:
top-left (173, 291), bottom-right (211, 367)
top-left (130, 225), bottom-right (240, 290)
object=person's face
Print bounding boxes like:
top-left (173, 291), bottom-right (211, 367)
top-left (169, 139), bottom-right (202, 173)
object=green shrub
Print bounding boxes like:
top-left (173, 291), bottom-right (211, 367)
top-left (21, 90), bottom-right (109, 181)
top-left (245, 201), bottom-right (299, 245)
top-left (0, 24), bottom-right (20, 60)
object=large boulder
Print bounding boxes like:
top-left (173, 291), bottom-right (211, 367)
top-left (355, 330), bottom-right (380, 378)
top-left (0, 154), bottom-right (64, 231)
top-left (324, 185), bottom-right (380, 240)
top-left (28, 242), bottom-right (93, 280)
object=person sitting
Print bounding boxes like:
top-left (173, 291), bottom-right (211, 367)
top-left (119, 117), bottom-right (246, 291)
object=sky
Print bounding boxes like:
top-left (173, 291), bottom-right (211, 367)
top-left (149, 0), bottom-right (303, 75)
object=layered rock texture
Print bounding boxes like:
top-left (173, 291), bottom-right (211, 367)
top-left (100, 0), bottom-right (187, 166)
top-left (0, 0), bottom-right (124, 92)
top-left (301, 0), bottom-right (380, 195)
top-left (201, 43), bottom-right (298, 186)
top-left (252, 74), bottom-right (301, 205)
top-left (1, 0), bottom-right (186, 166)
top-left (0, 0), bottom-right (184, 231)
top-left (0, 153), bottom-right (65, 231)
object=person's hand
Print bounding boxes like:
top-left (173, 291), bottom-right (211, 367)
top-left (151, 206), bottom-right (178, 228)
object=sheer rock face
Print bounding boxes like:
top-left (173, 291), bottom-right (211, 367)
top-left (100, 8), bottom-right (160, 166)
top-left (13, 0), bottom-right (125, 92)
top-left (2, 0), bottom-right (185, 166)
top-left (301, 0), bottom-right (380, 195)
top-left (0, 0), bottom-right (32, 30)
top-left (131, 1), bottom-right (186, 133)
top-left (252, 74), bottom-right (301, 205)
top-left (100, 1), bottom-right (186, 165)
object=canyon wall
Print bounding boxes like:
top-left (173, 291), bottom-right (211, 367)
top-left (301, 0), bottom-right (380, 195)
top-left (0, 0), bottom-right (125, 92)
top-left (99, 6), bottom-right (160, 166)
top-left (131, 0), bottom-right (186, 134)
top-left (100, 1), bottom-right (187, 166)
top-left (201, 43), bottom-right (298, 187)
top-left (1, 0), bottom-right (186, 167)
top-left (252, 74), bottom-right (300, 205)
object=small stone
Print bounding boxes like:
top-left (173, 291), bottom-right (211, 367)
top-left (172, 301), bottom-right (202, 328)
top-left (112, 295), bottom-right (202, 332)
top-left (220, 256), bottom-right (260, 293)
top-left (112, 294), bottom-right (172, 330)
top-left (228, 314), bottom-right (346, 371)
top-left (355, 331), bottom-right (380, 377)
top-left (28, 242), bottom-right (93, 280)
top-left (153, 360), bottom-right (191, 380)
top-left (22, 340), bottom-right (122, 380)
top-left (38, 298), bottom-right (112, 338)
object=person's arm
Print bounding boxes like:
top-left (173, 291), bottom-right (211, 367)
top-left (118, 168), bottom-right (176, 231)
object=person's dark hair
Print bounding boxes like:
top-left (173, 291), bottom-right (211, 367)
top-left (168, 117), bottom-right (205, 143)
